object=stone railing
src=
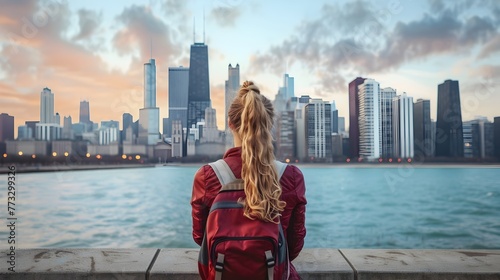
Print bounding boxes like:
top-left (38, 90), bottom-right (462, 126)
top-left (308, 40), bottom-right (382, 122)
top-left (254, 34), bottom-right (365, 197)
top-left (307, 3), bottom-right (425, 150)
top-left (1, 248), bottom-right (499, 279)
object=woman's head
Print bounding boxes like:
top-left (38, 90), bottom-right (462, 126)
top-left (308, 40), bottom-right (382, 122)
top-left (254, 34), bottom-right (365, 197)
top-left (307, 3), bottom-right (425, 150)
top-left (228, 81), bottom-right (285, 223)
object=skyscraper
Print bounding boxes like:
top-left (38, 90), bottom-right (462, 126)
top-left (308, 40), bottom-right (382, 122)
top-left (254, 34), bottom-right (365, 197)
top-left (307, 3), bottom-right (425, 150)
top-left (379, 87), bottom-right (396, 157)
top-left (187, 42), bottom-right (210, 131)
top-left (225, 64), bottom-right (240, 149)
top-left (62, 116), bottom-right (73, 139)
top-left (392, 93), bottom-right (414, 158)
top-left (0, 113), bottom-right (14, 142)
top-left (304, 99), bottom-right (332, 160)
top-left (225, 64), bottom-right (240, 130)
top-left (413, 99), bottom-right (432, 157)
top-left (144, 59), bottom-right (157, 108)
top-left (435, 79), bottom-right (463, 157)
top-left (40, 87), bottom-right (54, 124)
top-left (331, 101), bottom-right (339, 134)
top-left (168, 66), bottom-right (189, 134)
top-left (138, 58), bottom-right (160, 145)
top-left (37, 87), bottom-right (61, 140)
top-left (79, 100), bottom-right (90, 124)
top-left (348, 77), bottom-right (366, 158)
top-left (358, 79), bottom-right (380, 160)
top-left (283, 73), bottom-right (295, 100)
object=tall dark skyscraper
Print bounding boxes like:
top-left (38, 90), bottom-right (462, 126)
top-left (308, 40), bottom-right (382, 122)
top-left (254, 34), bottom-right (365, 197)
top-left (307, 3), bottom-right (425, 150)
top-left (413, 99), bottom-right (432, 157)
top-left (435, 79), bottom-right (464, 157)
top-left (348, 77), bottom-right (365, 158)
top-left (187, 42), bottom-right (210, 130)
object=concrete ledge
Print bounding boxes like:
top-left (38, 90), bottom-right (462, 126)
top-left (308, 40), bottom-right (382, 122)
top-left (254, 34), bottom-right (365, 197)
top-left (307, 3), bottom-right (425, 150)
top-left (1, 249), bottom-right (499, 279)
top-left (340, 249), bottom-right (500, 280)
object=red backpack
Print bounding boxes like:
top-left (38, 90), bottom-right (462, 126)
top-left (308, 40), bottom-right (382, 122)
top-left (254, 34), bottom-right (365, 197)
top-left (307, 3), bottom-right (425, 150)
top-left (198, 159), bottom-right (290, 280)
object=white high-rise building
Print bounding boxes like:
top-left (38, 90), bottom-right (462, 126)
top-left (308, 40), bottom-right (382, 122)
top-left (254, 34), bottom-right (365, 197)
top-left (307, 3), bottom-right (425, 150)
top-left (358, 79), bottom-right (381, 160)
top-left (392, 92), bottom-right (414, 158)
top-left (138, 58), bottom-right (160, 145)
top-left (37, 87), bottom-right (61, 140)
top-left (225, 64), bottom-right (240, 149)
top-left (40, 87), bottom-right (54, 124)
top-left (304, 98), bottom-right (332, 160)
top-left (379, 87), bottom-right (396, 157)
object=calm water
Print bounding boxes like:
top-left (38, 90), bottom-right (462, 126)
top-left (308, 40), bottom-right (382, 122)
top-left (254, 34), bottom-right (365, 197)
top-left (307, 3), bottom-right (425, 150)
top-left (1, 165), bottom-right (499, 249)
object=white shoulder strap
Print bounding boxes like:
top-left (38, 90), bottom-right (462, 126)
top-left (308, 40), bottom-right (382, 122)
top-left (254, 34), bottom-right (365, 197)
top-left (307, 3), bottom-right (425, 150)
top-left (209, 159), bottom-right (288, 187)
top-left (208, 159), bottom-right (236, 186)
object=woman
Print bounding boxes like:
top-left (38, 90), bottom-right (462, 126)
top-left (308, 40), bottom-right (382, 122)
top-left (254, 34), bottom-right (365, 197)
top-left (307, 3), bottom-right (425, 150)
top-left (191, 81), bottom-right (306, 279)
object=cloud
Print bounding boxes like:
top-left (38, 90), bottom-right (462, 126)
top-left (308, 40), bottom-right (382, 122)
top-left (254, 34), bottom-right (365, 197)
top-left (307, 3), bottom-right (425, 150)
top-left (210, 7), bottom-right (241, 27)
top-left (73, 9), bottom-right (102, 41)
top-left (248, 1), bottom-right (500, 94)
top-left (113, 5), bottom-right (181, 61)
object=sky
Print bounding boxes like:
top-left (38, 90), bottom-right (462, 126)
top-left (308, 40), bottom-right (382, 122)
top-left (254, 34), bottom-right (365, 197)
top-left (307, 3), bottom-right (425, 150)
top-left (1, 0), bottom-right (499, 136)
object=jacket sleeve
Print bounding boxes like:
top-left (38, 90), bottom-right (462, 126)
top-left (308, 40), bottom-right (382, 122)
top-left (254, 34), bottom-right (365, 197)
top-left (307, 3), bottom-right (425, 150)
top-left (287, 166), bottom-right (307, 261)
top-left (191, 165), bottom-right (209, 246)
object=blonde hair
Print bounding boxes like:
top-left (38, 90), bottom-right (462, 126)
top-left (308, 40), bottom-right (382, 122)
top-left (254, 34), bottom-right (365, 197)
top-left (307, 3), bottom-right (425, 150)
top-left (228, 81), bottom-right (286, 223)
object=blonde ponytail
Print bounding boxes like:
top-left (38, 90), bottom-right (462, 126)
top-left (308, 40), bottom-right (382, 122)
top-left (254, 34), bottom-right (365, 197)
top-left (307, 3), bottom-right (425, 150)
top-left (228, 81), bottom-right (286, 223)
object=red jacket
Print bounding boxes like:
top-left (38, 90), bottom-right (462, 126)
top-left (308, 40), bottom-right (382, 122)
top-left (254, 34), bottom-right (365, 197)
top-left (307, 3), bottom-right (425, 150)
top-left (191, 147), bottom-right (307, 278)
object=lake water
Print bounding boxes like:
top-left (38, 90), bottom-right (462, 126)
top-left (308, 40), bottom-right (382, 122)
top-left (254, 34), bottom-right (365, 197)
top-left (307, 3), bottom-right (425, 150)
top-left (1, 165), bottom-right (499, 249)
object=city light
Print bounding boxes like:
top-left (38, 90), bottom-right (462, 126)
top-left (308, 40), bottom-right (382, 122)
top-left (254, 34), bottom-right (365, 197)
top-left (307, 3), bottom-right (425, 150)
top-left (407, 158), bottom-right (412, 163)
top-left (346, 158), bottom-right (351, 163)
top-left (285, 158), bottom-right (290, 163)
top-left (389, 158), bottom-right (393, 162)
top-left (52, 152), bottom-right (57, 157)
top-left (32, 155), bottom-right (36, 159)
top-left (122, 154), bottom-right (127, 159)
top-left (86, 153), bottom-right (90, 158)
top-left (64, 152), bottom-right (69, 157)
top-left (135, 155), bottom-right (141, 160)
top-left (18, 151), bottom-right (23, 156)
top-left (96, 154), bottom-right (102, 160)
top-left (2, 154), bottom-right (7, 158)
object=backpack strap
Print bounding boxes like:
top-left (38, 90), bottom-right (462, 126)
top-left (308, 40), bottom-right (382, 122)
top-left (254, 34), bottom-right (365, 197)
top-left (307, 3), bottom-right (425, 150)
top-left (215, 253), bottom-right (225, 280)
top-left (209, 159), bottom-right (237, 186)
top-left (209, 159), bottom-right (288, 190)
top-left (265, 250), bottom-right (275, 280)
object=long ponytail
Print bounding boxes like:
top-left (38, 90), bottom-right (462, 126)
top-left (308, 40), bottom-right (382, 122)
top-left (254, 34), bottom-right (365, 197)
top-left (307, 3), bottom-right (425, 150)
top-left (228, 81), bottom-right (286, 223)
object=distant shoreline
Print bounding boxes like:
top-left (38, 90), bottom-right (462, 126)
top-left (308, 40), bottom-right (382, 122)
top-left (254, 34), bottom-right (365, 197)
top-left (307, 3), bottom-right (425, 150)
top-left (1, 161), bottom-right (499, 174)
top-left (0, 163), bottom-right (155, 174)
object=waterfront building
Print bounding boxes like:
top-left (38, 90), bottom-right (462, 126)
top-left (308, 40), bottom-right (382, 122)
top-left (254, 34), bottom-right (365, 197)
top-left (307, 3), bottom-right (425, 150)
top-left (168, 66), bottom-right (189, 137)
top-left (358, 79), bottom-right (380, 160)
top-left (392, 93), bottom-right (414, 158)
top-left (331, 101), bottom-right (339, 134)
top-left (61, 116), bottom-right (73, 140)
top-left (304, 98), bottom-right (332, 160)
top-left (0, 113), bottom-right (14, 142)
top-left (348, 77), bottom-right (366, 158)
top-left (186, 43), bottom-right (210, 137)
top-left (40, 87), bottom-right (55, 124)
top-left (435, 79), bottom-right (463, 157)
top-left (379, 87), bottom-right (396, 158)
top-left (138, 58), bottom-right (160, 146)
top-left (276, 110), bottom-right (295, 161)
top-left (413, 99), bottom-right (433, 157)
top-left (463, 117), bottom-right (495, 158)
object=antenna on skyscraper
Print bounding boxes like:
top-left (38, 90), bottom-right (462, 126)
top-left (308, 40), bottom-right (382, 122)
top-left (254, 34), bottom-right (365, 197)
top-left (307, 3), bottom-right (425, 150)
top-left (203, 9), bottom-right (206, 43)
top-left (150, 38), bottom-right (152, 59)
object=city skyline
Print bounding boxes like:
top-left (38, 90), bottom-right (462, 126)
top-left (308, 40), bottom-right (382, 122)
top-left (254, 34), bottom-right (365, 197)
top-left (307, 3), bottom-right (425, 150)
top-left (1, 0), bottom-right (499, 135)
